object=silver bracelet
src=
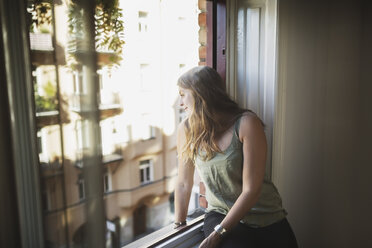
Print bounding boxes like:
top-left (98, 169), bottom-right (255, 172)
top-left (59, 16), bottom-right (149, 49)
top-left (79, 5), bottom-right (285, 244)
top-left (214, 224), bottom-right (227, 236)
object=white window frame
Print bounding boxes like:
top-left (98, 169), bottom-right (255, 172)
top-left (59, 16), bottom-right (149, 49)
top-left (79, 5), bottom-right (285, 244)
top-left (226, 0), bottom-right (278, 178)
top-left (139, 159), bottom-right (154, 185)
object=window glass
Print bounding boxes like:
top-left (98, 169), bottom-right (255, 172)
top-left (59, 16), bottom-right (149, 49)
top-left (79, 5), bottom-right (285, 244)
top-left (28, 0), bottom-right (200, 247)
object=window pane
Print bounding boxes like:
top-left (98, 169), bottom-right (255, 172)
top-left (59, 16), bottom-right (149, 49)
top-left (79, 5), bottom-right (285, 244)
top-left (140, 169), bottom-right (144, 183)
top-left (146, 167), bottom-right (150, 181)
top-left (27, 0), bottom-right (201, 246)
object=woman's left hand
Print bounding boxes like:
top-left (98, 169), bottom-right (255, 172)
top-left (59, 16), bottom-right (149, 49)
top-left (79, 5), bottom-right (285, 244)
top-left (199, 231), bottom-right (222, 248)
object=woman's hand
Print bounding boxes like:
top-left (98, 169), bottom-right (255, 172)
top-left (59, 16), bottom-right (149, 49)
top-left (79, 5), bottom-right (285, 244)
top-left (199, 231), bottom-right (222, 248)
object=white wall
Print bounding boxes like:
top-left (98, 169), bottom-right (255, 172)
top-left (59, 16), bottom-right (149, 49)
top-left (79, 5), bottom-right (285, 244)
top-left (273, 0), bottom-right (372, 247)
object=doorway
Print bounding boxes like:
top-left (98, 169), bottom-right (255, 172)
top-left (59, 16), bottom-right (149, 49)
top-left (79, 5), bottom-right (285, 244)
top-left (133, 204), bottom-right (147, 237)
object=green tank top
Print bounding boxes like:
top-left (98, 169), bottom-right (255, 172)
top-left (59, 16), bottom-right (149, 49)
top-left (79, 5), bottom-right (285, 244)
top-left (195, 116), bottom-right (287, 227)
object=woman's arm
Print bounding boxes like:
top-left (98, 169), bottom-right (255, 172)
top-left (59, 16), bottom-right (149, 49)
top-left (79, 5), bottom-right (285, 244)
top-left (174, 120), bottom-right (195, 226)
top-left (199, 114), bottom-right (267, 247)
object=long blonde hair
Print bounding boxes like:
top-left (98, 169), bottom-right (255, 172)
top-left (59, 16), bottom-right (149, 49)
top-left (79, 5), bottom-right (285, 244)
top-left (178, 66), bottom-right (250, 161)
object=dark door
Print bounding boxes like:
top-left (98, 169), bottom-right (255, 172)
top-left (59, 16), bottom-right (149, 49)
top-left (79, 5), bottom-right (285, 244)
top-left (133, 204), bottom-right (147, 237)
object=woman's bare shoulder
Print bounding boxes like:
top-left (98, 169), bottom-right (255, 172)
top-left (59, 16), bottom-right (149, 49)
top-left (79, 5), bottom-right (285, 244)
top-left (239, 112), bottom-right (264, 139)
top-left (240, 111), bottom-right (261, 124)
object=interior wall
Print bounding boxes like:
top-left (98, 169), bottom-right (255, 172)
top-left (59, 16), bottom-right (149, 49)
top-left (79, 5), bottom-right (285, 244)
top-left (273, 0), bottom-right (372, 247)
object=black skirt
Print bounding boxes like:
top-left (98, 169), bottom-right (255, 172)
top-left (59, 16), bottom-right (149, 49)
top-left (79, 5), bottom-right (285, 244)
top-left (203, 211), bottom-right (298, 248)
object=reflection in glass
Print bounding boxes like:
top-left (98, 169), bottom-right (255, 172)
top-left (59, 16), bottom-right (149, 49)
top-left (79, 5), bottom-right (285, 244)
top-left (28, 0), bottom-right (200, 247)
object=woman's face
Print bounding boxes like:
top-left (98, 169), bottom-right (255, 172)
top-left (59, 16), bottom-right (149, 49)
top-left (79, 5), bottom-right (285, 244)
top-left (178, 87), bottom-right (194, 115)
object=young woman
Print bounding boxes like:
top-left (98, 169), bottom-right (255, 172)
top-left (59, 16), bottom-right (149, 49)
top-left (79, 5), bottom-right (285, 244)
top-left (174, 66), bottom-right (298, 248)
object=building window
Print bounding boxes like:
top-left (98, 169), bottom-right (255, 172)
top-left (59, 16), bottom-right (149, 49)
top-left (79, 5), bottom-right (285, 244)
top-left (138, 11), bottom-right (149, 34)
top-left (139, 159), bottom-right (153, 185)
top-left (98, 70), bottom-right (104, 92)
top-left (141, 125), bottom-right (156, 140)
top-left (37, 129), bottom-right (48, 163)
top-left (78, 174), bottom-right (85, 200)
top-left (100, 120), bottom-right (117, 156)
top-left (103, 172), bottom-right (111, 193)
top-left (140, 125), bottom-right (156, 140)
top-left (76, 120), bottom-right (90, 151)
top-left (97, 67), bottom-right (115, 106)
top-left (75, 119), bottom-right (90, 167)
top-left (141, 113), bottom-right (156, 140)
top-left (73, 70), bottom-right (85, 95)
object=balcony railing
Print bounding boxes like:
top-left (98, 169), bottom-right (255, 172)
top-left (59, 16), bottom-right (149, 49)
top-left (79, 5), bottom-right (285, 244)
top-left (40, 159), bottom-right (62, 170)
top-left (70, 94), bottom-right (93, 113)
top-left (29, 33), bottom-right (53, 51)
top-left (67, 37), bottom-right (120, 66)
top-left (34, 88), bottom-right (59, 127)
top-left (29, 33), bottom-right (55, 65)
top-left (102, 146), bottom-right (123, 165)
top-left (70, 93), bottom-right (122, 118)
top-left (100, 90), bottom-right (120, 106)
top-left (75, 146), bottom-right (123, 168)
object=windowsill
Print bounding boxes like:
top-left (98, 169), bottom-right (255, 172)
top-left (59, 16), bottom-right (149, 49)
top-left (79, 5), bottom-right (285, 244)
top-left (140, 181), bottom-right (153, 187)
top-left (122, 214), bottom-right (205, 248)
